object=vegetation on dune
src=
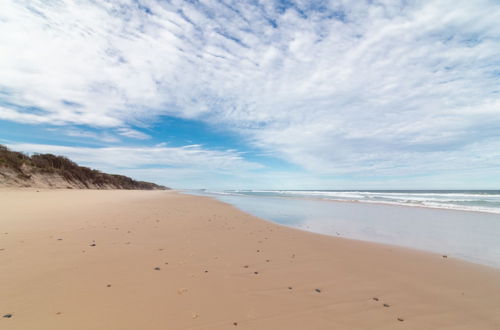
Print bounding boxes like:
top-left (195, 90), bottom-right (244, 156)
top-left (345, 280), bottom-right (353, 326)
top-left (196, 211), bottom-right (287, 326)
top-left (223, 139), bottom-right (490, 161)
top-left (0, 144), bottom-right (167, 190)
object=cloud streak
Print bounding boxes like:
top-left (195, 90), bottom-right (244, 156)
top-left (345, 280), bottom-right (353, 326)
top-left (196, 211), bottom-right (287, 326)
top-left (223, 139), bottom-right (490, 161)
top-left (6, 142), bottom-right (261, 172)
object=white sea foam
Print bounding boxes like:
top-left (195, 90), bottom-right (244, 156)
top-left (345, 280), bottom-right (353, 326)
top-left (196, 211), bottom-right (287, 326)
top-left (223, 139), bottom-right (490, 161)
top-left (220, 190), bottom-right (500, 214)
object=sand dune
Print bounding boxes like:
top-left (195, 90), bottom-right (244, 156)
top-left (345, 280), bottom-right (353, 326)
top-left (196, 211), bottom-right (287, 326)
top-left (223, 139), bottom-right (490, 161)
top-left (1, 189), bottom-right (499, 329)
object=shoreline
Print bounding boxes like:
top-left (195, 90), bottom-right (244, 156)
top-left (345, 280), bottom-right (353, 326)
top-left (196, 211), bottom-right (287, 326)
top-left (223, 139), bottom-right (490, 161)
top-left (189, 193), bottom-right (500, 272)
top-left (187, 190), bottom-right (500, 269)
top-left (1, 189), bottom-right (500, 329)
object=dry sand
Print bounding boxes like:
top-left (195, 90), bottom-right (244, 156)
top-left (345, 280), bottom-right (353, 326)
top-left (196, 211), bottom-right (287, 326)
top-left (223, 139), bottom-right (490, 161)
top-left (1, 189), bottom-right (499, 330)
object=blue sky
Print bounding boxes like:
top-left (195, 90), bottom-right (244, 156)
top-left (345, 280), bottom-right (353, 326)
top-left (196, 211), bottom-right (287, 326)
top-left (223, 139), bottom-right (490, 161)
top-left (1, 0), bottom-right (500, 189)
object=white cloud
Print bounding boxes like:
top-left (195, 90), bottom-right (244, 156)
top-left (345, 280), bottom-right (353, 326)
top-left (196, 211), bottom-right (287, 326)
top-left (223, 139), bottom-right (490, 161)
top-left (1, 0), bottom-right (500, 182)
top-left (6, 142), bottom-right (262, 172)
top-left (55, 128), bottom-right (120, 143)
top-left (116, 127), bottom-right (151, 140)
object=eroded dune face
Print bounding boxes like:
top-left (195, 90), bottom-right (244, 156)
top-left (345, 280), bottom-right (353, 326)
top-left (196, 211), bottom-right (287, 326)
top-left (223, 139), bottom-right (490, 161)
top-left (0, 167), bottom-right (105, 189)
top-left (0, 145), bottom-right (166, 190)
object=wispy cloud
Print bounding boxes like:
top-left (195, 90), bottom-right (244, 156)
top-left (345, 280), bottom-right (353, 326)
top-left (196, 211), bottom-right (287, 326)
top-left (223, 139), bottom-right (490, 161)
top-left (6, 142), bottom-right (262, 172)
top-left (116, 127), bottom-right (151, 140)
top-left (1, 0), bottom-right (500, 185)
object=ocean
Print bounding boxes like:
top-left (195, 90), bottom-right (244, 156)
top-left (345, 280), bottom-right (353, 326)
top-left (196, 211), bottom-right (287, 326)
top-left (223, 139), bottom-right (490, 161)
top-left (185, 189), bottom-right (500, 269)
top-left (202, 190), bottom-right (500, 214)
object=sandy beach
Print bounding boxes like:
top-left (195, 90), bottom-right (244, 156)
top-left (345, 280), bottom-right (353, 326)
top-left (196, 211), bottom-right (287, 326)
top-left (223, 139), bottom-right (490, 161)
top-left (1, 189), bottom-right (499, 330)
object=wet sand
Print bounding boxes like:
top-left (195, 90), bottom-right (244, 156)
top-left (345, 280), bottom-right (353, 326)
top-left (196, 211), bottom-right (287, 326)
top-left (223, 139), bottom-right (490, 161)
top-left (1, 189), bottom-right (499, 329)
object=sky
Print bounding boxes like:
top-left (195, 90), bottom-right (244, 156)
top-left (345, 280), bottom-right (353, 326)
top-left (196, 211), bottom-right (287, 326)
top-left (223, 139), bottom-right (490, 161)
top-left (1, 0), bottom-right (500, 190)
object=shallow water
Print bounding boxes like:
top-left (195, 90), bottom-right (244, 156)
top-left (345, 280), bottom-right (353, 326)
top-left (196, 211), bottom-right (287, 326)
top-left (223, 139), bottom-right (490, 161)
top-left (186, 190), bottom-right (500, 269)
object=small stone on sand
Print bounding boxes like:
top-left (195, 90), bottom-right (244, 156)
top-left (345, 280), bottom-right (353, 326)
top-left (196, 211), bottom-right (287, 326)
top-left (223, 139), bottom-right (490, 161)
top-left (315, 288), bottom-right (321, 293)
top-left (90, 243), bottom-right (96, 247)
top-left (397, 317), bottom-right (404, 322)
top-left (107, 284), bottom-right (112, 287)
top-left (372, 297), bottom-right (379, 301)
top-left (3, 314), bottom-right (12, 318)
top-left (442, 255), bottom-right (448, 258)
top-left (243, 265), bottom-right (249, 268)
top-left (233, 322), bottom-right (238, 326)
top-left (383, 303), bottom-right (390, 307)
top-left (288, 286), bottom-right (293, 290)
top-left (154, 267), bottom-right (161, 271)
